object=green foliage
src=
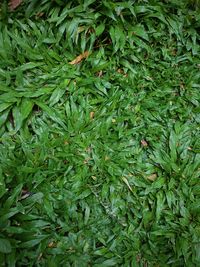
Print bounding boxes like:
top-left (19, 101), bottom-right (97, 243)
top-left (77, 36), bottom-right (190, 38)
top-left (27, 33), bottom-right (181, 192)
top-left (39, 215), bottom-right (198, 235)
top-left (0, 0), bottom-right (200, 266)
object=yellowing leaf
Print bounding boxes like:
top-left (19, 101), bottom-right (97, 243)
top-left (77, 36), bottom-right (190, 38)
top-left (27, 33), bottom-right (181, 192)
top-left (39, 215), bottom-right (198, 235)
top-left (69, 51), bottom-right (90, 65)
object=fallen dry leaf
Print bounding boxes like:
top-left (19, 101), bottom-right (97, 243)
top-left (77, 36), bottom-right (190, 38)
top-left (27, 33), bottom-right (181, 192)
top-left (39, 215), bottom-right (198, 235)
top-left (147, 173), bottom-right (157, 181)
top-left (141, 139), bottom-right (148, 147)
top-left (86, 146), bottom-right (92, 153)
top-left (69, 51), bottom-right (90, 65)
top-left (37, 253), bottom-right (43, 261)
top-left (36, 12), bottom-right (45, 18)
top-left (90, 111), bottom-right (95, 119)
top-left (122, 177), bottom-right (133, 192)
top-left (180, 82), bottom-right (185, 90)
top-left (97, 70), bottom-right (103, 77)
top-left (48, 242), bottom-right (57, 248)
top-left (20, 189), bottom-right (33, 200)
top-left (136, 254), bottom-right (141, 262)
top-left (117, 68), bottom-right (128, 77)
top-left (84, 158), bottom-right (91, 164)
top-left (117, 68), bottom-right (124, 74)
top-left (9, 0), bottom-right (22, 10)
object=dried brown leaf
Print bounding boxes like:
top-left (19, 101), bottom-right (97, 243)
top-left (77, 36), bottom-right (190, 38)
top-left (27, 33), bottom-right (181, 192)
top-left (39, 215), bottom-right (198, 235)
top-left (69, 51), bottom-right (90, 65)
top-left (141, 139), bottom-right (148, 147)
top-left (147, 173), bottom-right (157, 181)
top-left (9, 0), bottom-right (22, 10)
top-left (48, 242), bottom-right (57, 248)
top-left (97, 70), bottom-right (103, 77)
top-left (90, 111), bottom-right (95, 119)
top-left (36, 12), bottom-right (44, 18)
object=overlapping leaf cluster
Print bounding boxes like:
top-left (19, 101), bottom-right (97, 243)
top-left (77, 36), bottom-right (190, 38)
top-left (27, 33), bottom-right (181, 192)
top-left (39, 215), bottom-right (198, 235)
top-left (0, 0), bottom-right (200, 266)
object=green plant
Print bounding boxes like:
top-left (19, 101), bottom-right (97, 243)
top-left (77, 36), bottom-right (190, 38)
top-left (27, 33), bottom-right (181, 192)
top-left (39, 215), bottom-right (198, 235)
top-left (0, 0), bottom-right (200, 266)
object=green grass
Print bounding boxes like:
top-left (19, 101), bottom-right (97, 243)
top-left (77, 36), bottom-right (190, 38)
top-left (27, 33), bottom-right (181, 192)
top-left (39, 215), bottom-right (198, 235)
top-left (0, 0), bottom-right (200, 266)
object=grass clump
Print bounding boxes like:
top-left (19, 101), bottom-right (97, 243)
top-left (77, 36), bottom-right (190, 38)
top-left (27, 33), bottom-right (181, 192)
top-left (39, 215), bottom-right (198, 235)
top-left (0, 0), bottom-right (200, 266)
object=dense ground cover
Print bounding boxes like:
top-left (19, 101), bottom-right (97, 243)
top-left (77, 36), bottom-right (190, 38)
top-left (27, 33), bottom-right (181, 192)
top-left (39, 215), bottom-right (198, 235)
top-left (0, 0), bottom-right (200, 266)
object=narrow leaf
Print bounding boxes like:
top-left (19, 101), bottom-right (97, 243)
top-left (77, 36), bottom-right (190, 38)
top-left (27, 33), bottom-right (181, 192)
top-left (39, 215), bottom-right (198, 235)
top-left (69, 51), bottom-right (90, 65)
top-left (0, 238), bottom-right (12, 253)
